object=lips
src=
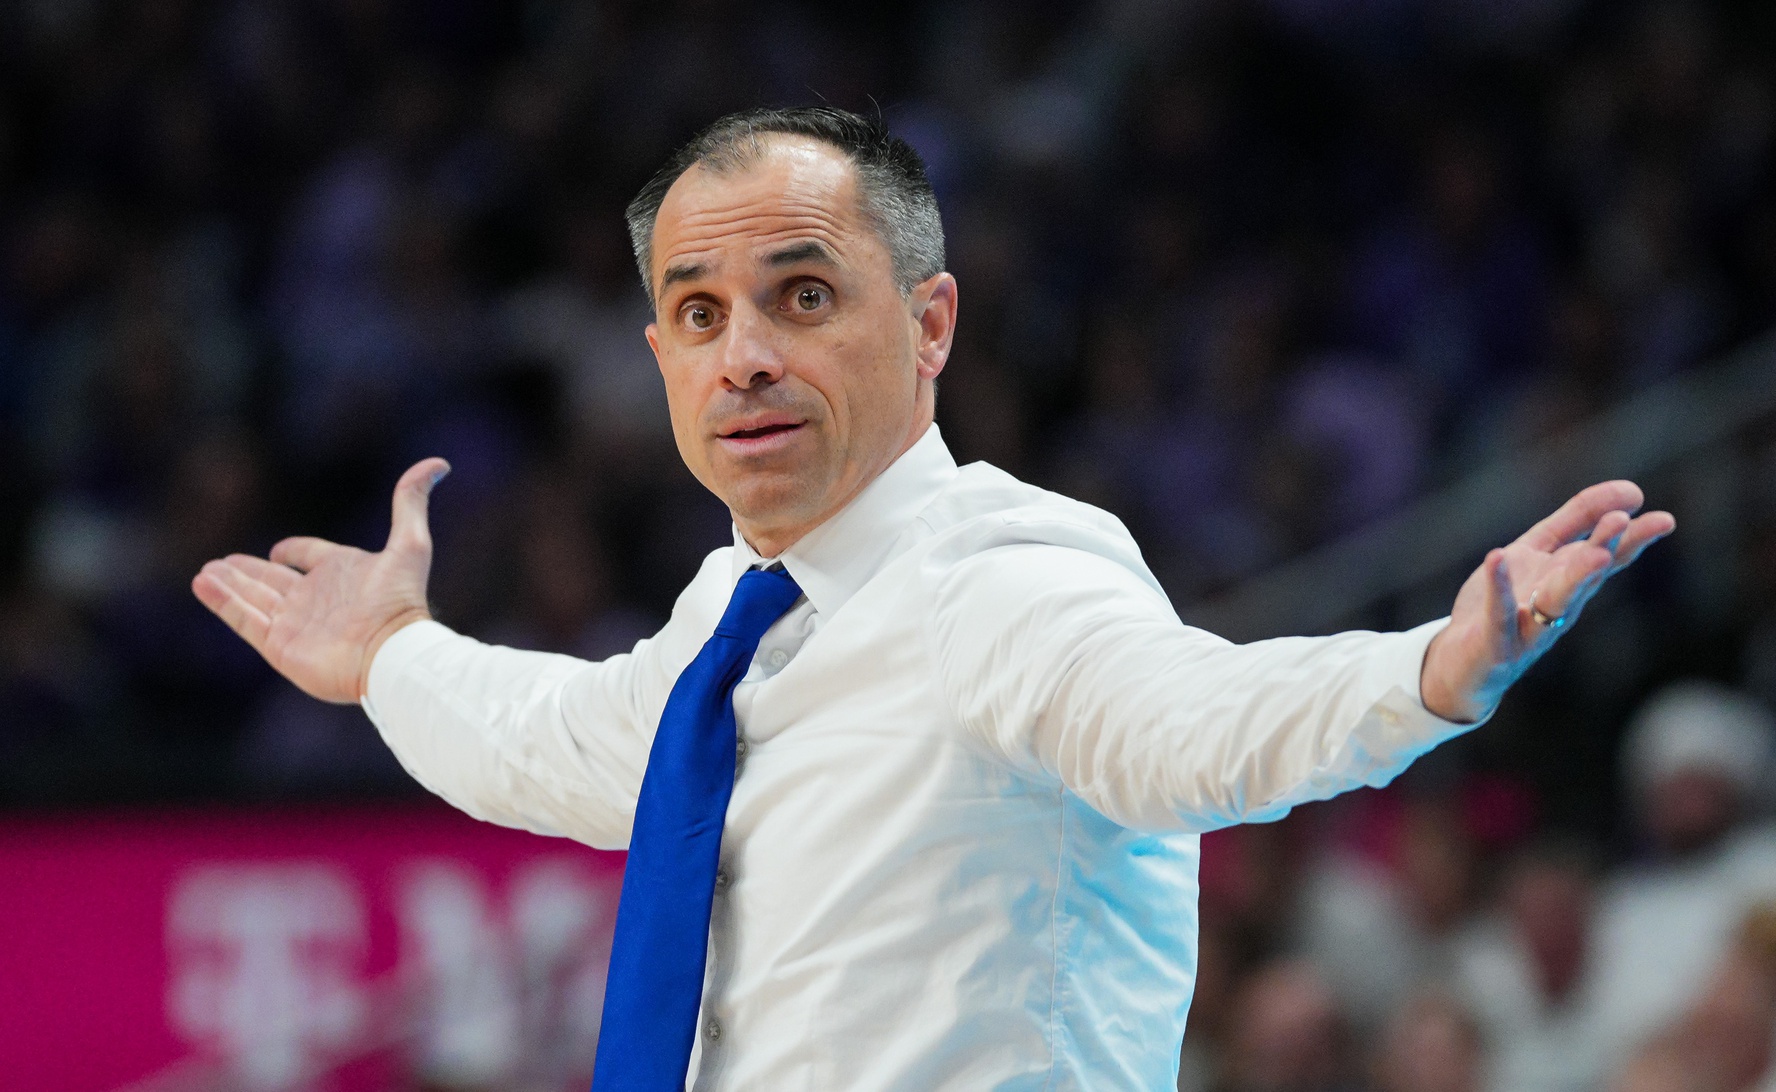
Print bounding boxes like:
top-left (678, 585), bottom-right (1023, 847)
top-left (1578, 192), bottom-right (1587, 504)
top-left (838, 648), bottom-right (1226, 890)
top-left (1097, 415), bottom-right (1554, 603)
top-left (718, 414), bottom-right (806, 443)
top-left (725, 421), bottom-right (802, 440)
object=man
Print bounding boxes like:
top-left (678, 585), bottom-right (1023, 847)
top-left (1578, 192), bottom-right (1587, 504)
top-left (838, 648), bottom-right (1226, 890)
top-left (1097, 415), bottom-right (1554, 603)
top-left (191, 107), bottom-right (1673, 1090)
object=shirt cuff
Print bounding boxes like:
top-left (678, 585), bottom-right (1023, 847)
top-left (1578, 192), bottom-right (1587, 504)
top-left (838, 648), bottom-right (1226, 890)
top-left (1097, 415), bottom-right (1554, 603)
top-left (359, 619), bottom-right (458, 726)
top-left (1396, 617), bottom-right (1447, 708)
top-left (1396, 615), bottom-right (1499, 728)
top-left (1356, 617), bottom-right (1490, 774)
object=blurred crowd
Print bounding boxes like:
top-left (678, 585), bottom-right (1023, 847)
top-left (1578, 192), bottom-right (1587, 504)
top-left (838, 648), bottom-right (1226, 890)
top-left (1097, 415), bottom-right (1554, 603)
top-left (2, 0), bottom-right (1776, 1088)
top-left (1186, 680), bottom-right (1776, 1092)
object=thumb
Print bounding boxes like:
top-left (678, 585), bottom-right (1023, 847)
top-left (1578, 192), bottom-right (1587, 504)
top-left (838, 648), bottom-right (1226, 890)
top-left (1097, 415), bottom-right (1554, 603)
top-left (388, 458), bottom-right (450, 553)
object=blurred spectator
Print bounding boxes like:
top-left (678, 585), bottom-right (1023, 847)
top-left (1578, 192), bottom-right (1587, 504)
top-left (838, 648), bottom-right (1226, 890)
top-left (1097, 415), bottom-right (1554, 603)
top-left (1343, 124), bottom-right (1549, 441)
top-left (1455, 840), bottom-right (1605, 1092)
top-left (0, 583), bottom-right (110, 792)
top-left (1607, 903), bottom-right (1776, 1092)
top-left (1216, 960), bottom-right (1355, 1092)
top-left (1673, 937), bottom-right (1776, 1092)
top-left (1367, 992), bottom-right (1484, 1092)
top-left (1611, 1038), bottom-right (1719, 1092)
top-left (1278, 352), bottom-right (1427, 534)
top-left (92, 431), bottom-right (278, 789)
top-left (1588, 682), bottom-right (1776, 1064)
top-left (496, 204), bottom-right (670, 465)
top-left (1293, 794), bottom-right (1484, 1031)
top-left (482, 469), bottom-right (657, 661)
top-left (1180, 914), bottom-right (1247, 1092)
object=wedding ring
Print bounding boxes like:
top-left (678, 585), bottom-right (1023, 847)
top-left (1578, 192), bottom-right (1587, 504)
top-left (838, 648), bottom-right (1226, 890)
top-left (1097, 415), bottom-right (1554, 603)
top-left (1528, 589), bottom-right (1567, 629)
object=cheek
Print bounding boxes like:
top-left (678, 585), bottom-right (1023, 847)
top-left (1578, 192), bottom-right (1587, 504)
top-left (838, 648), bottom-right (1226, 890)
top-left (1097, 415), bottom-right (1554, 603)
top-left (657, 354), bottom-right (714, 458)
top-left (833, 314), bottom-right (916, 409)
top-left (812, 355), bottom-right (887, 445)
top-left (660, 364), bottom-right (697, 423)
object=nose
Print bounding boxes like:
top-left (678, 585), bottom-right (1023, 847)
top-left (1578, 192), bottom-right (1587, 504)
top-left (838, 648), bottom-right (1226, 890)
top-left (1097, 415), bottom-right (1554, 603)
top-left (715, 301), bottom-right (785, 391)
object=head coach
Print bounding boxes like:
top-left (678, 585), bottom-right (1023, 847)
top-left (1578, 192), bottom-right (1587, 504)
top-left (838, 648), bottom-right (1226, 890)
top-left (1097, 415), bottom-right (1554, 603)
top-left (193, 107), bottom-right (1674, 1090)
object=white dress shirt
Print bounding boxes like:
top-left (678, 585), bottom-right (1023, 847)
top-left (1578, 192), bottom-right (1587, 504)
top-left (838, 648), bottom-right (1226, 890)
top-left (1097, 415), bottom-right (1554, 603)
top-left (363, 424), bottom-right (1470, 1091)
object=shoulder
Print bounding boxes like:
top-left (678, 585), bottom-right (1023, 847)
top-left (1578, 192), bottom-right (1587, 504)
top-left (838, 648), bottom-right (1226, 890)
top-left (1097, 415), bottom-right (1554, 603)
top-left (909, 461), bottom-right (1169, 605)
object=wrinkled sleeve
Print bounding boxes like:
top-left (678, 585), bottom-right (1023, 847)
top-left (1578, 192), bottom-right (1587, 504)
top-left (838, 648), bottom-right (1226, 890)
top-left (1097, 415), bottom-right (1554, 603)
top-left (359, 556), bottom-right (722, 849)
top-left (927, 542), bottom-right (1481, 834)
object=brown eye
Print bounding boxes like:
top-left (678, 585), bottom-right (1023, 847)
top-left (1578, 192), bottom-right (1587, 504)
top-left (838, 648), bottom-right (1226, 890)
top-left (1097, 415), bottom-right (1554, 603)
top-left (795, 285), bottom-right (828, 311)
top-left (684, 305), bottom-right (714, 330)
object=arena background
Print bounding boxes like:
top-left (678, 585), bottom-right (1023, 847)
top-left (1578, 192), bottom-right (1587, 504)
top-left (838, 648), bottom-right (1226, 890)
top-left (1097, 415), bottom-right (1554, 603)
top-left (2, 1), bottom-right (1776, 1089)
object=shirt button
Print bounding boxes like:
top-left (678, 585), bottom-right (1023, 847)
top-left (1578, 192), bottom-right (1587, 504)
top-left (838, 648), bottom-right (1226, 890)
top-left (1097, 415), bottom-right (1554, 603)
top-left (768, 648), bottom-right (788, 668)
top-left (735, 738), bottom-right (749, 760)
top-left (1379, 708), bottom-right (1402, 727)
top-left (715, 868), bottom-right (731, 890)
top-left (706, 1019), bottom-right (722, 1042)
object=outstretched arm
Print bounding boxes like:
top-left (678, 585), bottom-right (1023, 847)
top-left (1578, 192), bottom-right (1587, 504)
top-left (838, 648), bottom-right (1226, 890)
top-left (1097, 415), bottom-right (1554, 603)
top-left (929, 480), bottom-right (1673, 834)
top-left (191, 457), bottom-right (683, 847)
top-left (1420, 480), bottom-right (1675, 723)
top-left (192, 457), bottom-right (449, 703)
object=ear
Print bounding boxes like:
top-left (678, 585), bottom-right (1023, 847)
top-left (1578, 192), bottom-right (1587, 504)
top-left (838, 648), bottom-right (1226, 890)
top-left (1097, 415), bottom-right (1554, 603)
top-left (646, 322), bottom-right (663, 373)
top-left (911, 273), bottom-right (958, 381)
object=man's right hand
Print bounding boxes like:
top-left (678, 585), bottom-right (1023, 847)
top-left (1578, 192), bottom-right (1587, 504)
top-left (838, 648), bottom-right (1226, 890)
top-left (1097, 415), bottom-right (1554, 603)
top-left (192, 458), bottom-right (450, 704)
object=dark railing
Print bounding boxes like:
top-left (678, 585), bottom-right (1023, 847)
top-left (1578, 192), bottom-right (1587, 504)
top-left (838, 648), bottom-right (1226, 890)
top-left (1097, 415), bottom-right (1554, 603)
top-left (1182, 334), bottom-right (1776, 643)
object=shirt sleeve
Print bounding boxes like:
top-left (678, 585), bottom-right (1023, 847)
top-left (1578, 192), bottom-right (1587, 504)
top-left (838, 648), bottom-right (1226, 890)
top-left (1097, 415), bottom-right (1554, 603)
top-left (358, 554), bottom-right (725, 849)
top-left (926, 541), bottom-right (1482, 834)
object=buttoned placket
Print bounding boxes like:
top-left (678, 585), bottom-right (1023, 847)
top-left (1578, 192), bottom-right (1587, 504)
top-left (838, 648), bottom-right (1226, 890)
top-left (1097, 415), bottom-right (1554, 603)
top-left (694, 563), bottom-right (833, 1089)
top-left (697, 836), bottom-right (736, 1085)
top-left (695, 602), bottom-right (815, 1091)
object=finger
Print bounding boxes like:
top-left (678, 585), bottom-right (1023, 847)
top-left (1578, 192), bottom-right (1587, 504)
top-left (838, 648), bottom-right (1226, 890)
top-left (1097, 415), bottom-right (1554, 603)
top-left (388, 458), bottom-right (450, 554)
top-left (225, 553), bottom-right (302, 595)
top-left (201, 558), bottom-right (284, 616)
top-left (1528, 540), bottom-right (1614, 619)
top-left (1521, 509), bottom-right (1675, 628)
top-left (1520, 480), bottom-right (1646, 552)
top-left (1608, 510), bottom-right (1677, 572)
top-left (1585, 509), bottom-right (1632, 553)
top-left (270, 536), bottom-right (343, 573)
top-left (191, 571), bottom-right (272, 649)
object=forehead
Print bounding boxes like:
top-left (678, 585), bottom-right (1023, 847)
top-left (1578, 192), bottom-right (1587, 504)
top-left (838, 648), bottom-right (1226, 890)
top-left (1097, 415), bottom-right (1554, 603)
top-left (651, 136), bottom-right (876, 286)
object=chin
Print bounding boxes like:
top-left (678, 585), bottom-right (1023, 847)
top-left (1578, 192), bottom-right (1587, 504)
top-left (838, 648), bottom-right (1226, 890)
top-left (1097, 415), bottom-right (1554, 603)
top-left (723, 476), bottom-right (827, 531)
top-left (724, 475), bottom-right (834, 536)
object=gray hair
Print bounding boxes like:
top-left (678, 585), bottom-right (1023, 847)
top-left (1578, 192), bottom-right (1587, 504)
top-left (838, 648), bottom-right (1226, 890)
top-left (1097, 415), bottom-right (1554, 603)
top-left (624, 106), bottom-right (946, 306)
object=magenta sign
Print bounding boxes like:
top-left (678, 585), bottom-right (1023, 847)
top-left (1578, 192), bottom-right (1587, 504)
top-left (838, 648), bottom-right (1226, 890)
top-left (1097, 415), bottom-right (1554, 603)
top-left (0, 805), bottom-right (624, 1092)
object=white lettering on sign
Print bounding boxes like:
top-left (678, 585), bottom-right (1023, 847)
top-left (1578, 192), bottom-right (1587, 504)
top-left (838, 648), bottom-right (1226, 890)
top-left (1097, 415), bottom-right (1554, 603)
top-left (163, 857), bottom-right (615, 1090)
top-left (398, 857), bottom-right (613, 1086)
top-left (166, 863), bottom-right (367, 1090)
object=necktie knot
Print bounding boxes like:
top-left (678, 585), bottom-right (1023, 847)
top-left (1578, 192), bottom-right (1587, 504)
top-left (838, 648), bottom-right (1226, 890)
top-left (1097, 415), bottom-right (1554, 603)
top-left (714, 566), bottom-right (804, 642)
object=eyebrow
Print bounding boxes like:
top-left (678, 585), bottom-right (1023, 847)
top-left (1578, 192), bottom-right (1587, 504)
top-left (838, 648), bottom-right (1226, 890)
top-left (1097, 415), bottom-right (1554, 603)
top-left (658, 260), bottom-right (708, 294)
top-left (763, 241), bottom-right (839, 269)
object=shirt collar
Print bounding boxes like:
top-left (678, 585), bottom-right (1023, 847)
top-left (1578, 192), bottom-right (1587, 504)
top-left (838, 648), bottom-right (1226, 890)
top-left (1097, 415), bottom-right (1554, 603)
top-left (729, 423), bottom-right (959, 617)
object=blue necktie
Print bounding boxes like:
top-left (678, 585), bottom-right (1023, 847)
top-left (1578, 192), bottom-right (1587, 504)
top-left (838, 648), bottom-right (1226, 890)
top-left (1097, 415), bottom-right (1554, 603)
top-left (591, 566), bottom-right (804, 1090)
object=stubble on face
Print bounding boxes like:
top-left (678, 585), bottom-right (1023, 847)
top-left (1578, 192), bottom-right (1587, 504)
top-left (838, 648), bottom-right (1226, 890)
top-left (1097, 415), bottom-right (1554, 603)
top-left (646, 138), bottom-right (930, 556)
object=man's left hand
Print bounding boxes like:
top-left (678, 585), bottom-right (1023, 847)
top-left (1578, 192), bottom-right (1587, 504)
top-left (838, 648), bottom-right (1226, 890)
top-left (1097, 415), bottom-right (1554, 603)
top-left (1420, 480), bottom-right (1676, 723)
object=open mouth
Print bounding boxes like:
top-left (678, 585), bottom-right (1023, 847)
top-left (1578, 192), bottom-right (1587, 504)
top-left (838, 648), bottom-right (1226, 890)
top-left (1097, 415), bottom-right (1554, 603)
top-left (721, 420), bottom-right (805, 441)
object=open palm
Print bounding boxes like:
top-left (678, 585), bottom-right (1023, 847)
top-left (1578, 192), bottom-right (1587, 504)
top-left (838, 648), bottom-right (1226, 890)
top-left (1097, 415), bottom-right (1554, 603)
top-left (1421, 480), bottom-right (1676, 723)
top-left (191, 458), bottom-right (449, 704)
